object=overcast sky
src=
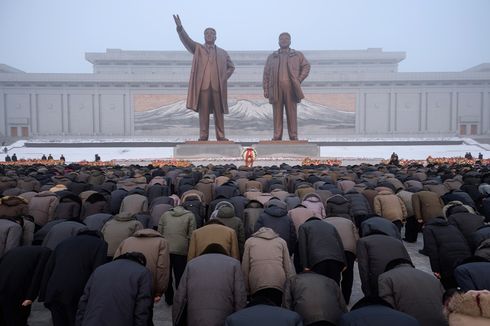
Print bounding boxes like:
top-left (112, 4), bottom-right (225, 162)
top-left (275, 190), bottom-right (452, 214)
top-left (1, 0), bottom-right (489, 74)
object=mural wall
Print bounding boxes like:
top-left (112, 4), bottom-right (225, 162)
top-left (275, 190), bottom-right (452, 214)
top-left (134, 93), bottom-right (356, 139)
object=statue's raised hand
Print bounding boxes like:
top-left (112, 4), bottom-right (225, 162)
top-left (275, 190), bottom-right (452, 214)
top-left (173, 14), bottom-right (182, 28)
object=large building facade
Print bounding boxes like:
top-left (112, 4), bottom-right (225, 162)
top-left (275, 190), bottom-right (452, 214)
top-left (0, 48), bottom-right (489, 140)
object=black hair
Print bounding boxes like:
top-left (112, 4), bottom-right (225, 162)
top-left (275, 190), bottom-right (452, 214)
top-left (200, 243), bottom-right (228, 256)
top-left (115, 252), bottom-right (147, 266)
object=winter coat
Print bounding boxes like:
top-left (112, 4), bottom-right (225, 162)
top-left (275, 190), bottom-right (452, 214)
top-left (149, 203), bottom-right (173, 229)
top-left (284, 272), bottom-right (346, 325)
top-left (0, 196), bottom-right (29, 218)
top-left (396, 190), bottom-right (415, 217)
top-left (42, 220), bottom-right (87, 250)
top-left (423, 181), bottom-right (449, 197)
top-left (0, 176), bottom-right (17, 193)
top-left (298, 219), bottom-right (346, 270)
top-left (374, 190), bottom-right (407, 222)
top-left (101, 212), bottom-right (144, 257)
top-left (344, 189), bottom-right (372, 218)
top-left (360, 216), bottom-right (401, 239)
top-left (378, 264), bottom-right (447, 326)
top-left (195, 178), bottom-right (215, 205)
top-left (216, 202), bottom-right (245, 255)
top-left (338, 179), bottom-right (356, 193)
top-left (83, 213), bottom-right (112, 231)
top-left (17, 176), bottom-right (41, 192)
top-left (80, 193), bottom-right (109, 219)
top-left (28, 191), bottom-right (59, 226)
top-left (454, 262), bottom-right (490, 291)
top-left (443, 178), bottom-right (463, 191)
top-left (445, 290), bottom-right (490, 326)
top-left (339, 304), bottom-right (421, 326)
top-left (114, 229), bottom-right (170, 297)
top-left (110, 188), bottom-right (128, 214)
top-left (255, 202), bottom-right (297, 255)
top-left (40, 232), bottom-right (108, 306)
top-left (76, 258), bottom-right (153, 326)
top-left (225, 305), bottom-right (303, 326)
top-left (243, 200), bottom-right (264, 238)
top-left (119, 193), bottom-right (148, 215)
top-left (0, 218), bottom-right (22, 257)
top-left (448, 212), bottom-right (485, 243)
top-left (423, 218), bottom-right (471, 275)
top-left (442, 190), bottom-right (475, 208)
top-left (325, 216), bottom-right (359, 254)
top-left (412, 191), bottom-right (444, 223)
top-left (301, 193), bottom-right (326, 218)
top-left (470, 225), bottom-right (490, 251)
top-left (326, 194), bottom-right (352, 219)
top-left (288, 205), bottom-right (315, 233)
top-left (147, 184), bottom-right (169, 204)
top-left (442, 201), bottom-right (476, 218)
top-left (53, 192), bottom-right (81, 220)
top-left (173, 253), bottom-right (246, 326)
top-left (356, 234), bottom-right (411, 296)
top-left (0, 246), bottom-right (51, 308)
top-left (158, 206), bottom-right (196, 256)
top-left (242, 227), bottom-right (294, 294)
top-left (187, 224), bottom-right (240, 261)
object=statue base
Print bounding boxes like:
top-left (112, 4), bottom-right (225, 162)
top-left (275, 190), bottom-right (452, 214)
top-left (255, 140), bottom-right (319, 157)
top-left (174, 140), bottom-right (241, 158)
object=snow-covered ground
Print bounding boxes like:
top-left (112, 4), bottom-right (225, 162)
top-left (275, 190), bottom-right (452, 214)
top-left (3, 138), bottom-right (490, 164)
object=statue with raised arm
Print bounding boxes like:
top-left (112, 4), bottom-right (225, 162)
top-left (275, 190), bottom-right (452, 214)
top-left (173, 14), bottom-right (235, 141)
top-left (263, 33), bottom-right (310, 141)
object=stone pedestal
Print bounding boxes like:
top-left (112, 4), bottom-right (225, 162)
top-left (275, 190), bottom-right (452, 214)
top-left (255, 140), bottom-right (319, 157)
top-left (174, 140), bottom-right (242, 158)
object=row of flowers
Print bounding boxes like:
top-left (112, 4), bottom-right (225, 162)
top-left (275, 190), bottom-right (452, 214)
top-left (0, 159), bottom-right (65, 166)
top-left (381, 156), bottom-right (490, 166)
top-left (302, 157), bottom-right (342, 166)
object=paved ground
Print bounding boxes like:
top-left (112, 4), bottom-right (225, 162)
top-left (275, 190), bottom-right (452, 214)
top-left (28, 230), bottom-right (431, 326)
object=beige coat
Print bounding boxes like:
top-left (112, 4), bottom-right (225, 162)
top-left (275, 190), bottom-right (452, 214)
top-left (412, 190), bottom-right (444, 223)
top-left (241, 227), bottom-right (294, 294)
top-left (373, 190), bottom-right (407, 222)
top-left (324, 217), bottom-right (359, 255)
top-left (187, 224), bottom-right (240, 261)
top-left (114, 229), bottom-right (170, 297)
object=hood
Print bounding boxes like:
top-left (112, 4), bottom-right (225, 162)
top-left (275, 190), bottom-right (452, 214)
top-left (133, 228), bottom-right (162, 238)
top-left (266, 198), bottom-right (287, 210)
top-left (264, 204), bottom-right (287, 217)
top-left (302, 193), bottom-right (322, 203)
top-left (217, 201), bottom-right (235, 218)
top-left (170, 206), bottom-right (190, 217)
top-left (114, 212), bottom-right (134, 221)
top-left (0, 196), bottom-right (27, 206)
top-left (327, 194), bottom-right (349, 204)
top-left (245, 200), bottom-right (264, 209)
top-left (253, 227), bottom-right (279, 240)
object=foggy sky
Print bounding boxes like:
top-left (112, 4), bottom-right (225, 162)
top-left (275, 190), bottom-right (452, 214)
top-left (0, 0), bottom-right (489, 74)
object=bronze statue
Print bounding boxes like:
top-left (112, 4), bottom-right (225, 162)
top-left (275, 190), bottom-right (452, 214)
top-left (173, 15), bottom-right (235, 141)
top-left (263, 33), bottom-right (311, 141)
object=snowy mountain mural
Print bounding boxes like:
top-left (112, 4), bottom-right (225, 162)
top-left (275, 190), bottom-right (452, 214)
top-left (135, 99), bottom-right (355, 135)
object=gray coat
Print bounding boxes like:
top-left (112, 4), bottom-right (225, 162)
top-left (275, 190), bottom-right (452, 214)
top-left (76, 258), bottom-right (153, 326)
top-left (357, 234), bottom-right (411, 296)
top-left (378, 264), bottom-right (447, 326)
top-left (173, 253), bottom-right (246, 326)
top-left (284, 272), bottom-right (347, 325)
top-left (0, 218), bottom-right (22, 257)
